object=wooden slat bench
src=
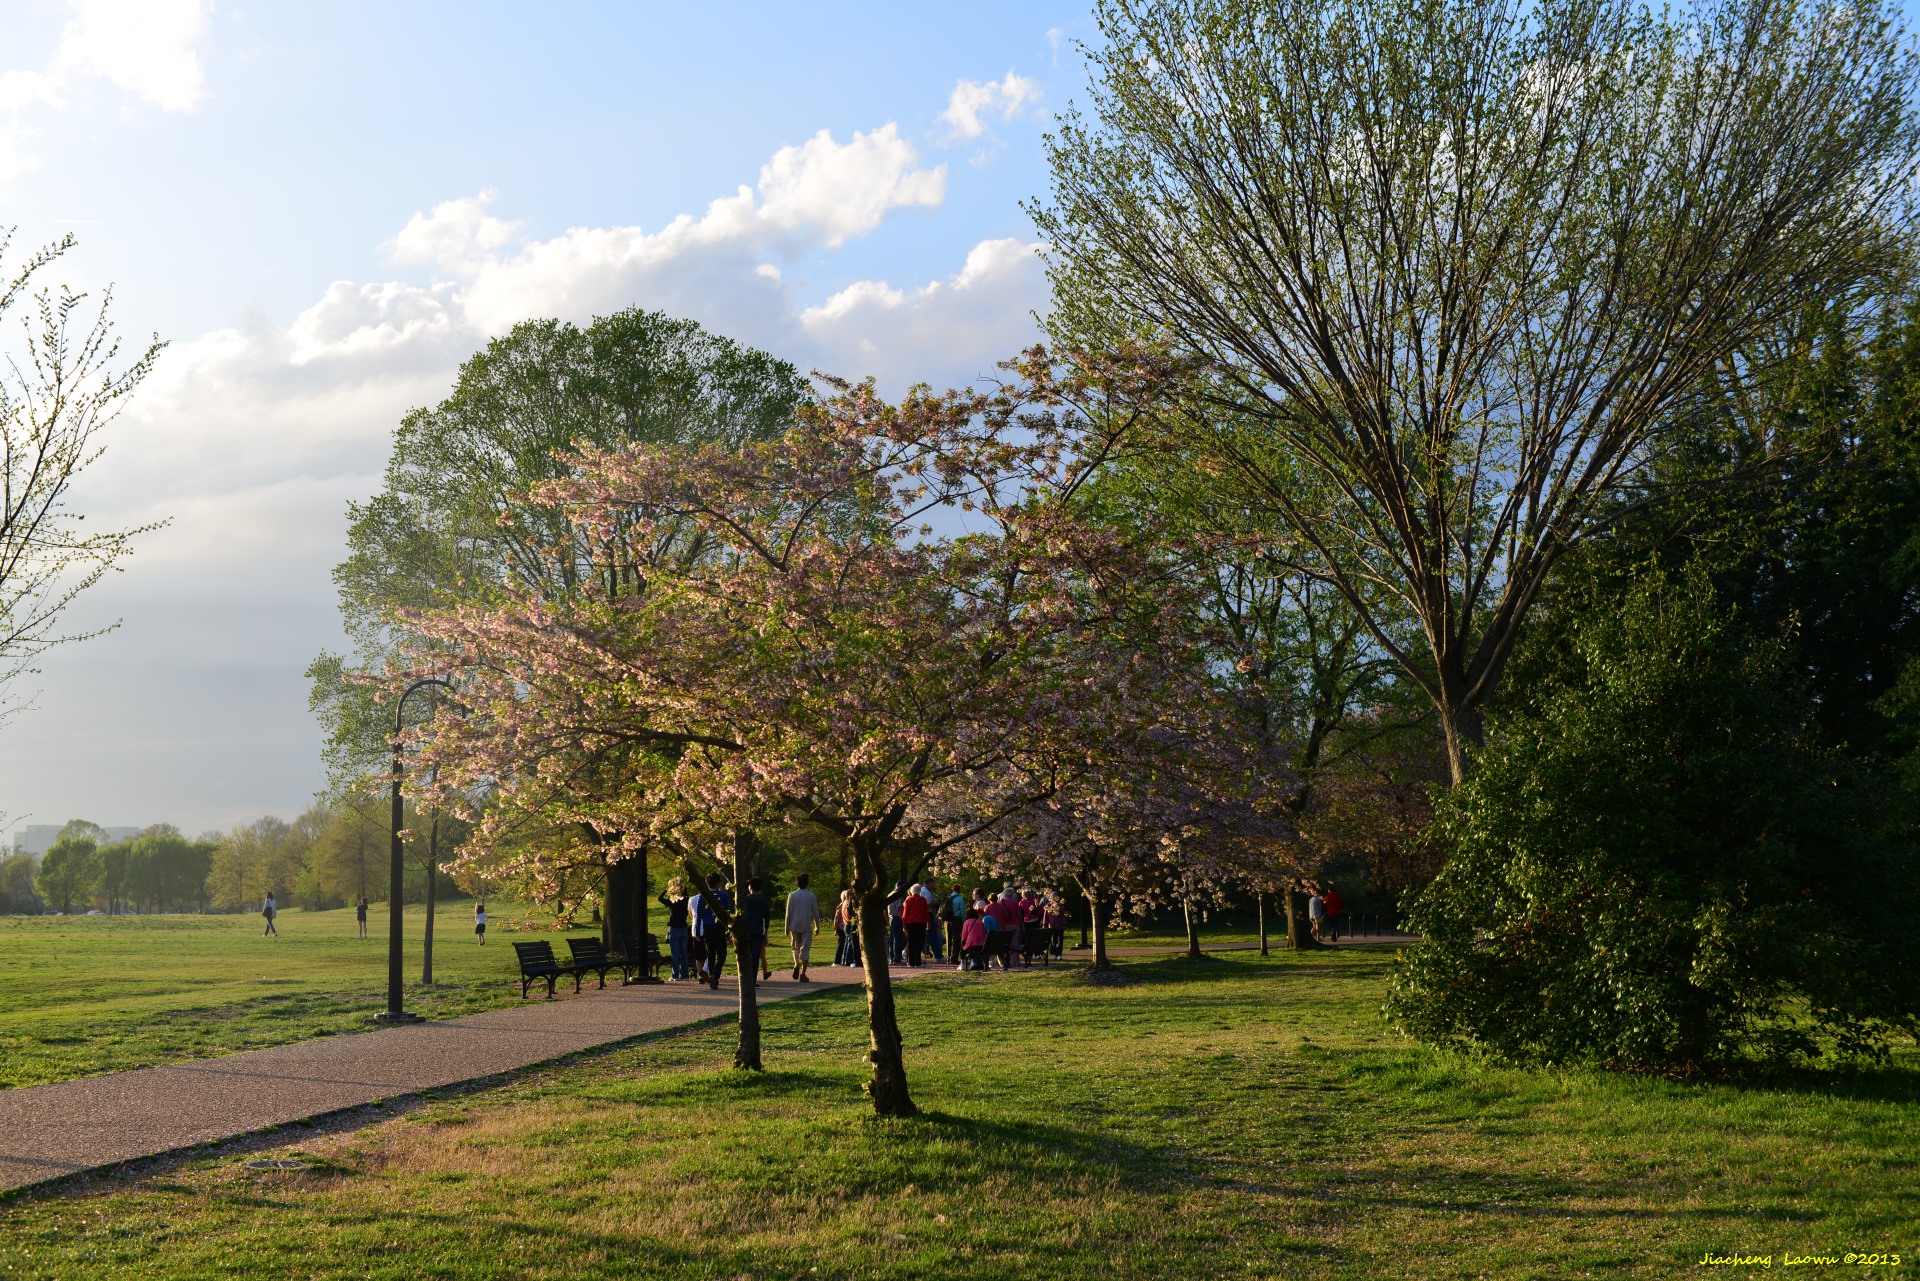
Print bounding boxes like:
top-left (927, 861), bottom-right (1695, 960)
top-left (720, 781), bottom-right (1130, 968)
top-left (512, 940), bottom-right (587, 1000)
top-left (614, 933), bottom-right (666, 984)
top-left (565, 937), bottom-right (617, 989)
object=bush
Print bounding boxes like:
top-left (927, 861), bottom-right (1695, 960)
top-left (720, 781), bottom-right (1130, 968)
top-left (1386, 572), bottom-right (1920, 1070)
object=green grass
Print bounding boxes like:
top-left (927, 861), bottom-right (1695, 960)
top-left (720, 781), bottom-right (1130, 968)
top-left (0, 901), bottom-right (579, 1087)
top-left (2, 948), bottom-right (1913, 1279)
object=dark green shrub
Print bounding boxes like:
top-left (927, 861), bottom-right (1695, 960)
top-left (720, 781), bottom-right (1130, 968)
top-left (1387, 572), bottom-right (1920, 1070)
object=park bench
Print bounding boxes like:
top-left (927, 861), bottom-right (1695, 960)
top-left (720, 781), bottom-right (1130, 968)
top-left (513, 940), bottom-right (587, 1000)
top-left (983, 930), bottom-right (1015, 971)
top-left (1021, 924), bottom-right (1053, 966)
top-left (614, 932), bottom-right (666, 984)
top-left (565, 937), bottom-right (618, 989)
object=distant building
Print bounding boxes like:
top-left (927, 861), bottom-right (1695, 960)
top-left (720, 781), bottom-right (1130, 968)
top-left (11, 824), bottom-right (148, 856)
top-left (11, 825), bottom-right (60, 857)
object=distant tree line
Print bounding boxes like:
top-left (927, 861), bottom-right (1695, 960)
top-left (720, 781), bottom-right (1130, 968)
top-left (1, 794), bottom-right (469, 917)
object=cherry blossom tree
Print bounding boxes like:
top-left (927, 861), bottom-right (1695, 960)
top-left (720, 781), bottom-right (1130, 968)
top-left (394, 350), bottom-right (1193, 1114)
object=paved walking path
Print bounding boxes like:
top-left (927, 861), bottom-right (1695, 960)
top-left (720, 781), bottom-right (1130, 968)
top-left (0, 964), bottom-right (888, 1196)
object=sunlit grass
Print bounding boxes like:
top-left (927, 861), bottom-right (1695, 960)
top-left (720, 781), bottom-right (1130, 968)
top-left (0, 901), bottom-right (557, 1087)
top-left (2, 948), bottom-right (1913, 1278)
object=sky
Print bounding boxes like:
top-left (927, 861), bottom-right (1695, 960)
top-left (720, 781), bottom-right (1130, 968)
top-left (0, 0), bottom-right (1094, 839)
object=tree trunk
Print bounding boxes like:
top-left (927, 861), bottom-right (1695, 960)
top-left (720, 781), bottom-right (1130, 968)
top-left (1439, 698), bottom-right (1484, 787)
top-left (853, 835), bottom-right (915, 1116)
top-left (1259, 892), bottom-right (1269, 957)
top-left (1182, 898), bottom-right (1204, 959)
top-left (421, 815), bottom-right (438, 985)
top-left (1285, 887), bottom-right (1319, 950)
top-left (1088, 887), bottom-right (1112, 970)
top-left (730, 831), bottom-right (763, 1071)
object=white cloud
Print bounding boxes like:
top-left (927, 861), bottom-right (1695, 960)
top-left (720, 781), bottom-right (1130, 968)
top-left (5, 120), bottom-right (1046, 828)
top-left (938, 72), bottom-right (1042, 143)
top-left (54, 0), bottom-right (210, 112)
top-left (756, 124), bottom-right (945, 245)
top-left (0, 0), bottom-right (210, 182)
top-left (798, 237), bottom-right (1048, 386)
top-left (388, 191), bottom-right (526, 275)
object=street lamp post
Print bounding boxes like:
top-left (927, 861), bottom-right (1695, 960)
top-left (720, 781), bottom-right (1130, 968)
top-left (374, 676), bottom-right (454, 1025)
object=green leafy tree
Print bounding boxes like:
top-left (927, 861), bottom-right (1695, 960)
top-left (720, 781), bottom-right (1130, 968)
top-left (125, 825), bottom-right (211, 914)
top-left (0, 851), bottom-right (40, 913)
top-left (1036, 0), bottom-right (1920, 782)
top-left (35, 836), bottom-right (98, 914)
top-left (310, 307), bottom-right (806, 950)
top-left (97, 840), bottom-right (131, 915)
top-left (1388, 570), bottom-right (1920, 1068)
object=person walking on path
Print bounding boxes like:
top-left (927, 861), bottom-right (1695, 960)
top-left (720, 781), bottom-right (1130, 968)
top-left (901, 881), bottom-right (932, 967)
top-left (473, 901), bottom-right (487, 945)
top-left (785, 874), bottom-right (821, 981)
top-left (261, 892), bottom-right (278, 937)
top-left (355, 896), bottom-right (368, 940)
top-left (1307, 891), bottom-right (1327, 943)
top-left (660, 879), bottom-right (692, 980)
top-left (690, 874), bottom-right (733, 989)
top-left (740, 877), bottom-right (772, 982)
top-left (1322, 886), bottom-right (1345, 943)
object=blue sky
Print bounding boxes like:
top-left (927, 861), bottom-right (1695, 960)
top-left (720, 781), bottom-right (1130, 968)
top-left (0, 1), bottom-right (1091, 837)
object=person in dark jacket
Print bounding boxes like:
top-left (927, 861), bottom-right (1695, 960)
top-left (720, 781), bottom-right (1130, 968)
top-left (739, 877), bottom-right (772, 980)
top-left (659, 879), bottom-right (692, 979)
top-left (690, 873), bottom-right (733, 989)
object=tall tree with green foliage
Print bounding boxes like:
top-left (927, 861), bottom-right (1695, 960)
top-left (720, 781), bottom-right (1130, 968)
top-left (311, 307), bottom-right (807, 945)
top-left (35, 835), bottom-right (98, 914)
top-left (1036, 0), bottom-right (1920, 782)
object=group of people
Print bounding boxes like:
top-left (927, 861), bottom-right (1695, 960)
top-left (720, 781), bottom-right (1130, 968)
top-left (1306, 885), bottom-right (1345, 942)
top-left (659, 872), bottom-right (826, 988)
top-left (831, 882), bottom-right (1067, 973)
top-left (653, 873), bottom-right (1072, 982)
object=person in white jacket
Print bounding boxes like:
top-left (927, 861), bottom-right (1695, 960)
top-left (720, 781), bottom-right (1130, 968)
top-left (784, 874), bottom-right (822, 981)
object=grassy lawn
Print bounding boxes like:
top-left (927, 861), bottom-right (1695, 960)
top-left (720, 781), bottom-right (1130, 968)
top-left (1, 948), bottom-right (1913, 1279)
top-left (0, 901), bottom-right (572, 1088)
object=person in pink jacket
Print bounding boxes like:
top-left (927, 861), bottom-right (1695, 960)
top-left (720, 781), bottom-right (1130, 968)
top-left (959, 908), bottom-right (988, 972)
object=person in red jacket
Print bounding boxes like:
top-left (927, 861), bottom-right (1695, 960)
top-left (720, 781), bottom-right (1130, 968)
top-left (1322, 886), bottom-right (1345, 942)
top-left (901, 881), bottom-right (933, 967)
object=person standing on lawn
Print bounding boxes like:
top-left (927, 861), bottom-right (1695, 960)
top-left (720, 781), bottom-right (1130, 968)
top-left (901, 880), bottom-right (932, 967)
top-left (785, 873), bottom-right (821, 981)
top-left (919, 880), bottom-right (945, 963)
top-left (261, 892), bottom-right (278, 937)
top-left (474, 900), bottom-right (487, 945)
top-left (939, 883), bottom-right (966, 964)
top-left (660, 879), bottom-right (692, 980)
top-left (355, 896), bottom-right (368, 939)
top-left (888, 880), bottom-right (908, 964)
top-left (1044, 896), bottom-right (1067, 959)
top-left (1307, 891), bottom-right (1327, 942)
top-left (1322, 886), bottom-right (1344, 943)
